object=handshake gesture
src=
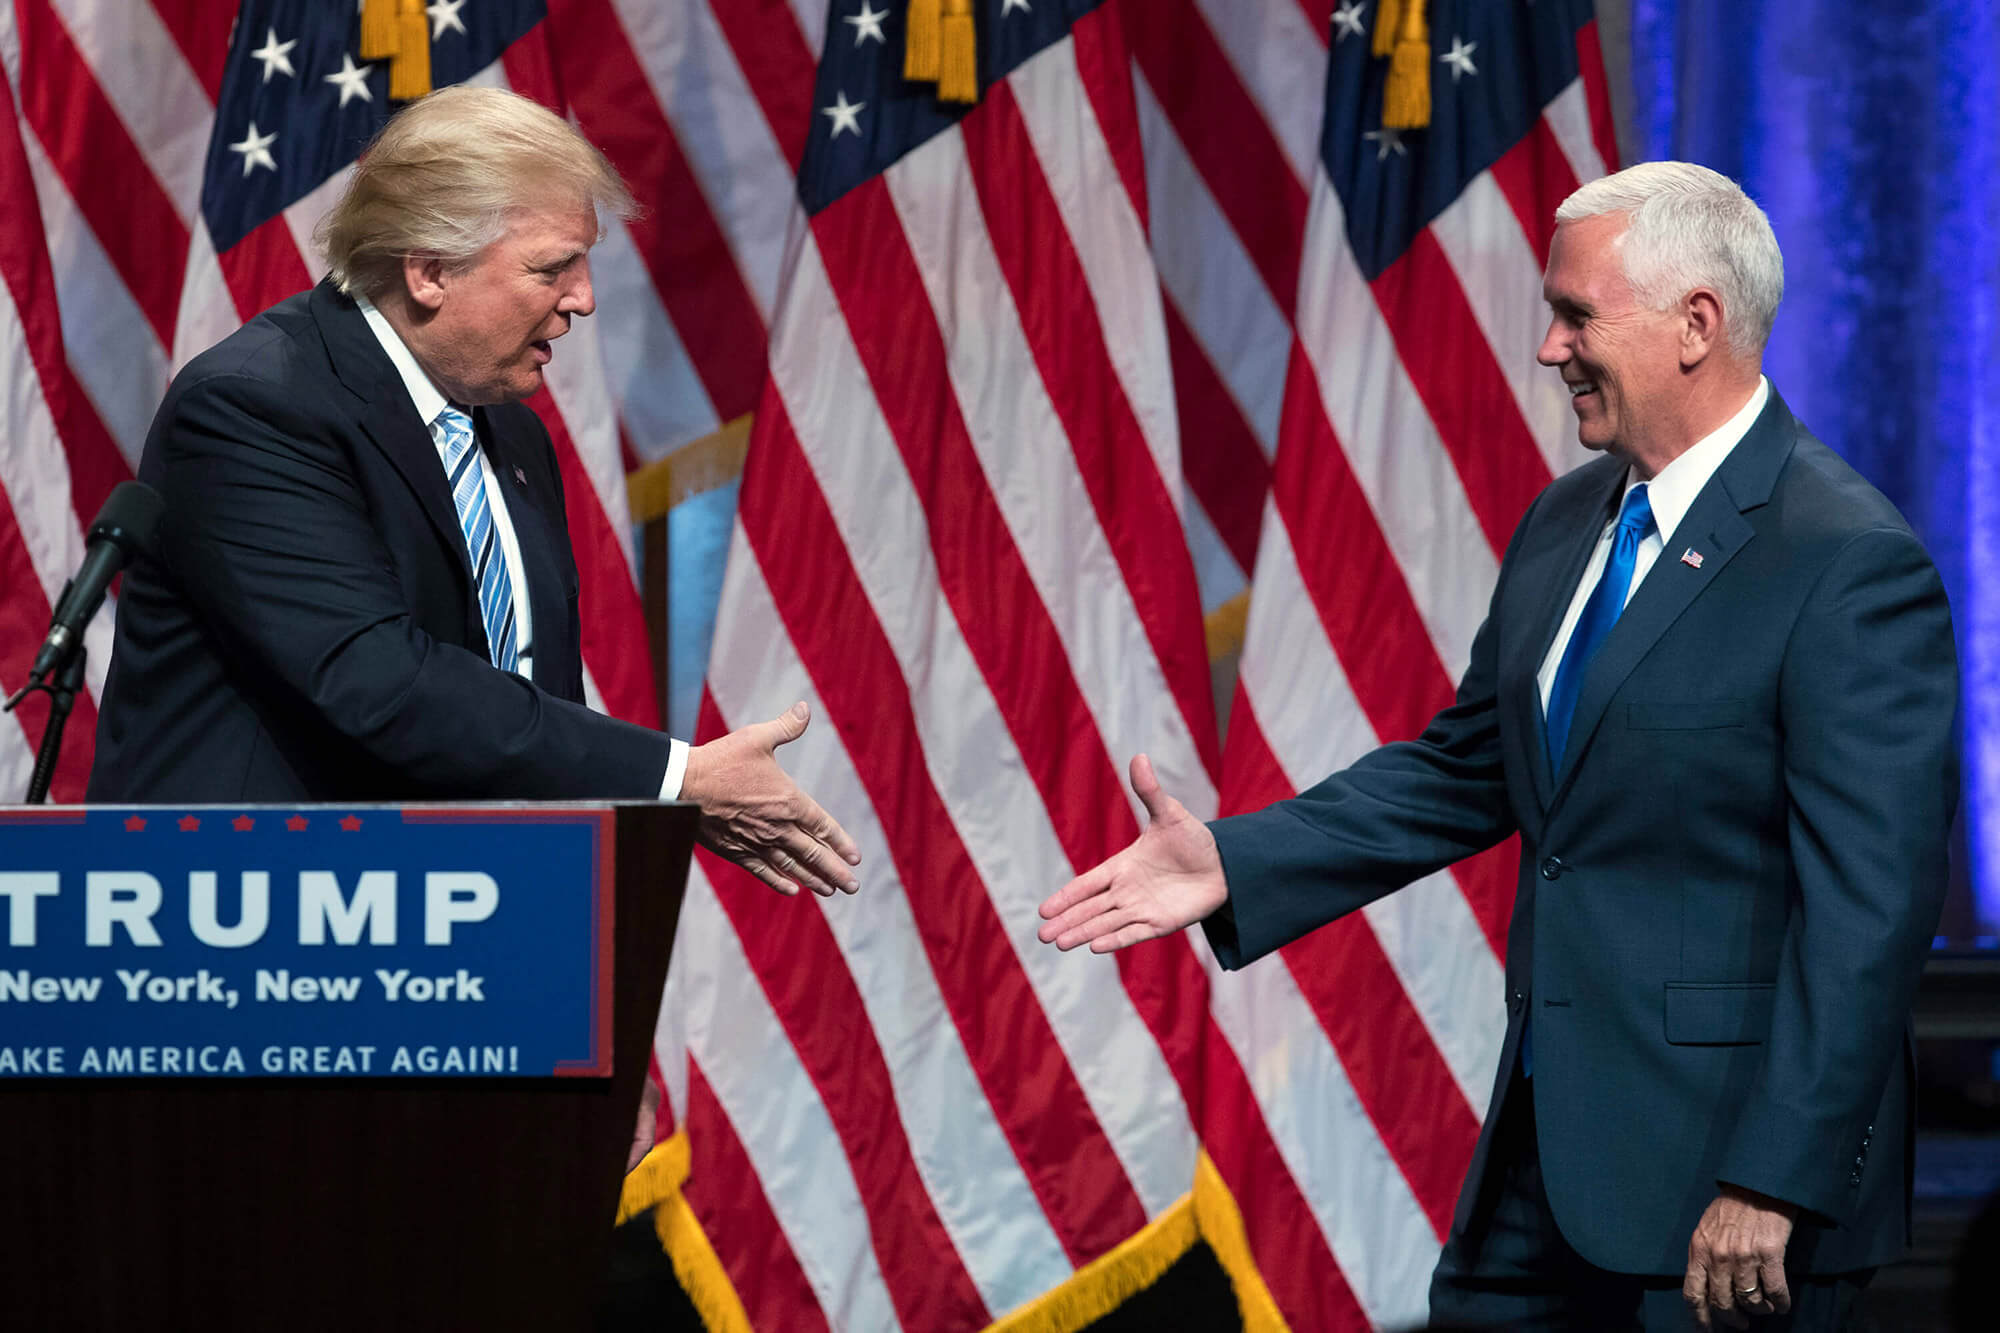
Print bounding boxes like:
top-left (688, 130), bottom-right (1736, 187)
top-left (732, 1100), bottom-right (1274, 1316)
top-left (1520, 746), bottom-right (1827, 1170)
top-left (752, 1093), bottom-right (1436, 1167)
top-left (684, 701), bottom-right (862, 898)
top-left (1037, 755), bottom-right (1228, 950)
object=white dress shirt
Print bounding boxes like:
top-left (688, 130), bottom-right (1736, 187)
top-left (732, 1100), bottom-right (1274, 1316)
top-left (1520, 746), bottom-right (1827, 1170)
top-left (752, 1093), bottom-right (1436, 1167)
top-left (1536, 377), bottom-right (1770, 710)
top-left (357, 298), bottom-right (687, 798)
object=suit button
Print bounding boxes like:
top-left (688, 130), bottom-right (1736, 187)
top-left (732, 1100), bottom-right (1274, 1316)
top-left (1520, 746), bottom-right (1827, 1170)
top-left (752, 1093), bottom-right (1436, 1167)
top-left (1540, 857), bottom-right (1568, 880)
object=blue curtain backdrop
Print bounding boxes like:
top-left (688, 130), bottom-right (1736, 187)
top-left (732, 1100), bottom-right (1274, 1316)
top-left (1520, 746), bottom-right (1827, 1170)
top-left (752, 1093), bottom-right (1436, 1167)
top-left (1628, 1), bottom-right (2000, 935)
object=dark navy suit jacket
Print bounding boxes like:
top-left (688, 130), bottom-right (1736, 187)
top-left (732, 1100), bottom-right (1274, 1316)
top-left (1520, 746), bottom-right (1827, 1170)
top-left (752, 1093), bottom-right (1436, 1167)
top-left (1203, 389), bottom-right (1958, 1276)
top-left (89, 283), bottom-right (670, 802)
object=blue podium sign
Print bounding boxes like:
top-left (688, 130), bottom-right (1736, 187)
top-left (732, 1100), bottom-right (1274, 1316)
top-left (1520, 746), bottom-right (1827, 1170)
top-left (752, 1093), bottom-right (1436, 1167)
top-left (0, 806), bottom-right (615, 1078)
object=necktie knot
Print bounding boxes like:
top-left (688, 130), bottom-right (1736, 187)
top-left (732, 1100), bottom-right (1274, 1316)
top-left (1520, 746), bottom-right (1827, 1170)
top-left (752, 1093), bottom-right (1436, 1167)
top-left (436, 407), bottom-right (475, 466)
top-left (1616, 483), bottom-right (1655, 538)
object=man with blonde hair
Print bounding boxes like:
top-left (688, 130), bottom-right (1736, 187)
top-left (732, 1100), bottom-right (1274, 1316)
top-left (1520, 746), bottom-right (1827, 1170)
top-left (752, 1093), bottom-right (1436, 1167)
top-left (91, 86), bottom-right (859, 900)
top-left (1040, 161), bottom-right (1956, 1329)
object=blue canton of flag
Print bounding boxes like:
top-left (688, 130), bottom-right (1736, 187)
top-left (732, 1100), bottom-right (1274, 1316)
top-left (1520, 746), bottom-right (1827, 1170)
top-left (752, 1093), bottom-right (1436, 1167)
top-left (799, 0), bottom-right (1109, 216)
top-left (1325, 0), bottom-right (1594, 279)
top-left (200, 0), bottom-right (547, 253)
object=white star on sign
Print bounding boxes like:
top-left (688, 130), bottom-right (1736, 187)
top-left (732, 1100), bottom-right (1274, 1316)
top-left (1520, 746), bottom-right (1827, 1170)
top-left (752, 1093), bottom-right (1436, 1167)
top-left (844, 1), bottom-right (889, 45)
top-left (1332, 1), bottom-right (1367, 42)
top-left (251, 28), bottom-right (297, 83)
top-left (324, 54), bottom-right (374, 108)
top-left (428, 0), bottom-right (468, 40)
top-left (1363, 127), bottom-right (1407, 161)
top-left (1440, 35), bottom-right (1478, 83)
top-left (1002, 0), bottom-right (1032, 15)
top-left (230, 122), bottom-right (279, 176)
top-left (822, 90), bottom-right (865, 139)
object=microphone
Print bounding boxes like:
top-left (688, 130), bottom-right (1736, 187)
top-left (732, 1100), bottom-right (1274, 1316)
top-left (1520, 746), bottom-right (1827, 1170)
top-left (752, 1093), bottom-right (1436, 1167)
top-left (24, 481), bottom-right (164, 685)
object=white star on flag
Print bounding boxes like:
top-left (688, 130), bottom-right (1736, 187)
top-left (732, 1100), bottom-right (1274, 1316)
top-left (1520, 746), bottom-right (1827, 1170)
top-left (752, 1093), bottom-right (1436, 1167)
top-left (1002, 0), bottom-right (1032, 15)
top-left (250, 28), bottom-right (297, 83)
top-left (1332, 1), bottom-right (1367, 42)
top-left (1363, 126), bottom-right (1407, 160)
top-left (428, 0), bottom-right (468, 40)
top-left (821, 90), bottom-right (865, 139)
top-left (324, 54), bottom-right (374, 108)
top-left (844, 1), bottom-right (889, 45)
top-left (1441, 36), bottom-right (1479, 83)
top-left (229, 122), bottom-right (279, 176)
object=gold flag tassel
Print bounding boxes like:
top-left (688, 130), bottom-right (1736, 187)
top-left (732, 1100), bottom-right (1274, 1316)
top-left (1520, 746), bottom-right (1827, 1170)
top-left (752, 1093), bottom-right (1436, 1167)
top-left (937, 0), bottom-right (978, 104)
top-left (359, 0), bottom-right (399, 61)
top-left (1371, 0), bottom-right (1403, 59)
top-left (389, 0), bottom-right (433, 100)
top-left (905, 0), bottom-right (942, 81)
top-left (1381, 0), bottom-right (1431, 130)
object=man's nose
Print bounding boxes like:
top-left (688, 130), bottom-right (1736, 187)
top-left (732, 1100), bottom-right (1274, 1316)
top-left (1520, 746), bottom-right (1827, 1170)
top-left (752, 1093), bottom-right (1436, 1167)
top-left (561, 261), bottom-right (596, 318)
top-left (1536, 318), bottom-right (1568, 367)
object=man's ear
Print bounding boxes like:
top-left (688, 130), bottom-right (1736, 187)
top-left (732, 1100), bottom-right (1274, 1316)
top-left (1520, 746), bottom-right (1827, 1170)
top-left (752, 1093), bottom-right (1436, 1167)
top-left (1680, 286), bottom-right (1725, 368)
top-left (402, 254), bottom-right (448, 313)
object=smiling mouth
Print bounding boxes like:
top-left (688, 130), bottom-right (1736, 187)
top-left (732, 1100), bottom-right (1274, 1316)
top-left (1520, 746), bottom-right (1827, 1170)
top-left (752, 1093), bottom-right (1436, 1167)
top-left (1566, 379), bottom-right (1599, 402)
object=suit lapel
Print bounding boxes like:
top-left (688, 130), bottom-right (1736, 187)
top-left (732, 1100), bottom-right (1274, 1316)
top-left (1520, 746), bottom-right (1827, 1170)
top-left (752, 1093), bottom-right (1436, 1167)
top-left (1508, 463), bottom-right (1625, 813)
top-left (1547, 390), bottom-right (1799, 804)
top-left (310, 284), bottom-right (474, 594)
top-left (475, 406), bottom-right (572, 689)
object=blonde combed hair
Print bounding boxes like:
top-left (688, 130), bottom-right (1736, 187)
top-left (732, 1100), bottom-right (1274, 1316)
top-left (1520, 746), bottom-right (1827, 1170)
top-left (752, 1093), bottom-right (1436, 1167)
top-left (317, 85), bottom-right (636, 300)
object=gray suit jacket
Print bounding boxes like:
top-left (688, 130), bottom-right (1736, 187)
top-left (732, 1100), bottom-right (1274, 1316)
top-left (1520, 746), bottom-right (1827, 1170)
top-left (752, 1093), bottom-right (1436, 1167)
top-left (1203, 389), bottom-right (1958, 1275)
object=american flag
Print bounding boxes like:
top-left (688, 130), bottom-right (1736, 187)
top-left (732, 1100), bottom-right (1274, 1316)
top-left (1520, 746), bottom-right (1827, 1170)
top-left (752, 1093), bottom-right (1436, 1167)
top-left (1, 1), bottom-right (1616, 1328)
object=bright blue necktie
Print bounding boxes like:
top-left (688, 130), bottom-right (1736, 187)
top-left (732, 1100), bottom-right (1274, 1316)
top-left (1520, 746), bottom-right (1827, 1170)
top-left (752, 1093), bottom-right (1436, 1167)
top-left (436, 407), bottom-right (520, 673)
top-left (1546, 484), bottom-right (1653, 768)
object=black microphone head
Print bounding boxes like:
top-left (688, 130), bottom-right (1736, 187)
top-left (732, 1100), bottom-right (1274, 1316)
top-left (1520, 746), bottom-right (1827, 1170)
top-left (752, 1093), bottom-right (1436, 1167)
top-left (88, 481), bottom-right (165, 559)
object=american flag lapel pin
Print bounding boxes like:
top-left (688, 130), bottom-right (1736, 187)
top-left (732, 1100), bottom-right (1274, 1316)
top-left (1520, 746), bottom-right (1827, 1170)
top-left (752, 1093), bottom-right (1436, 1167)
top-left (512, 465), bottom-right (528, 487)
top-left (1680, 547), bottom-right (1704, 569)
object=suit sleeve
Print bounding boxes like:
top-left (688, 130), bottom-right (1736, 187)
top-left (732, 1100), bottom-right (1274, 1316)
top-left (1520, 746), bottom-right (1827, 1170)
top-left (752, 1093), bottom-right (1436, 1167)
top-left (1202, 548), bottom-right (1520, 970)
top-left (1716, 527), bottom-right (1958, 1220)
top-left (155, 368), bottom-right (672, 798)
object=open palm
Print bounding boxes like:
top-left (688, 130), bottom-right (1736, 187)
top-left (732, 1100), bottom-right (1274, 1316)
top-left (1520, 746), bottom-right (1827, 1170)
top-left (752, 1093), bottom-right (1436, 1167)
top-left (1037, 754), bottom-right (1228, 952)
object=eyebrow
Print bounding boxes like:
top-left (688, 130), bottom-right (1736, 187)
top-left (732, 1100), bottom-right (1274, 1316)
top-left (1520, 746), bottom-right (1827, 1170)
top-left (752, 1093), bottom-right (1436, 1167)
top-left (526, 249), bottom-right (587, 273)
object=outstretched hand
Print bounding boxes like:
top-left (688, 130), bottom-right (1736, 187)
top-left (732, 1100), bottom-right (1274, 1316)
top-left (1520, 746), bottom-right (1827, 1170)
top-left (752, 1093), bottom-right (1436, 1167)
top-left (1037, 754), bottom-right (1227, 952)
top-left (683, 701), bottom-right (861, 898)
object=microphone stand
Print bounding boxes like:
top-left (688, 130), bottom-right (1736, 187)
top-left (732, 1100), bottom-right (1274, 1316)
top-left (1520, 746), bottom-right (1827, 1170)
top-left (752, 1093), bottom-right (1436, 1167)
top-left (4, 645), bottom-right (86, 805)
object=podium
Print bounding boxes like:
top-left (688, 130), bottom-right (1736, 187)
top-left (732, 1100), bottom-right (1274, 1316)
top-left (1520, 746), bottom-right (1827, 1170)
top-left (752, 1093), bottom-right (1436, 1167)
top-left (0, 801), bottom-right (697, 1330)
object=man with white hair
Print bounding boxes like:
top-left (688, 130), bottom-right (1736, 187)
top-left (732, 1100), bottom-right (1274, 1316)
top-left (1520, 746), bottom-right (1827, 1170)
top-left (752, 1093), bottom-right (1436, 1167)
top-left (1040, 161), bottom-right (1956, 1328)
top-left (91, 86), bottom-right (859, 900)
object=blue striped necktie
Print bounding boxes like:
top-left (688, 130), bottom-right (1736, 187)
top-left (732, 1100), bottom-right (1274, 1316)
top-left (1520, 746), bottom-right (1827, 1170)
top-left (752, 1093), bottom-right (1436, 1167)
top-left (435, 407), bottom-right (520, 673)
top-left (1545, 483), bottom-right (1654, 767)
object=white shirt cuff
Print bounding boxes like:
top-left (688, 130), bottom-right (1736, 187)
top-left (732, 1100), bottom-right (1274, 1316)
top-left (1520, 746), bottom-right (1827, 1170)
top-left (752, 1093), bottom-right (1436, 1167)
top-left (658, 738), bottom-right (689, 801)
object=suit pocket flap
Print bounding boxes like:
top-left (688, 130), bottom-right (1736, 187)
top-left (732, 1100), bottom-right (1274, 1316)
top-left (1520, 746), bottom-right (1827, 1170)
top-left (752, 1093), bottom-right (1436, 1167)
top-left (1627, 698), bottom-right (1750, 730)
top-left (1664, 982), bottom-right (1775, 1045)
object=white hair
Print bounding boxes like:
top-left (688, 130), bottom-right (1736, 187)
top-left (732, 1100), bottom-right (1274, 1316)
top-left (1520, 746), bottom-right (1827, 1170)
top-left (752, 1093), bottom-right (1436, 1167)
top-left (1555, 161), bottom-right (1784, 358)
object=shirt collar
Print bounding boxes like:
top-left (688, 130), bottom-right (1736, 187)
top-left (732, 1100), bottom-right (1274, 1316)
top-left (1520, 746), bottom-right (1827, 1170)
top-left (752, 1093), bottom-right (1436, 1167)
top-left (1623, 375), bottom-right (1769, 544)
top-left (356, 295), bottom-right (453, 429)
